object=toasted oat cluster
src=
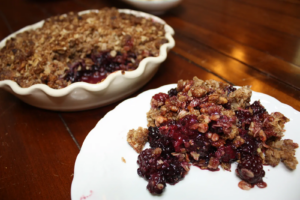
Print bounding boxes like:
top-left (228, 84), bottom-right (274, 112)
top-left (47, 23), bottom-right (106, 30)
top-left (0, 8), bottom-right (168, 89)
top-left (127, 127), bottom-right (149, 153)
top-left (127, 77), bottom-right (298, 194)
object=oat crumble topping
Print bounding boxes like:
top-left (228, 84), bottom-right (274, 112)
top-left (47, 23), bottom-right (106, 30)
top-left (127, 127), bottom-right (149, 153)
top-left (0, 8), bottom-right (168, 89)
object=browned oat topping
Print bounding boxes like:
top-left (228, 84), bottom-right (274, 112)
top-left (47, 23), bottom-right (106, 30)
top-left (127, 127), bottom-right (149, 153)
top-left (0, 8), bottom-right (167, 89)
top-left (147, 77), bottom-right (252, 128)
top-left (265, 139), bottom-right (299, 170)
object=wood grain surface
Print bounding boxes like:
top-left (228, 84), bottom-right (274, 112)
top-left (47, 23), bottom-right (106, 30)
top-left (0, 0), bottom-right (299, 199)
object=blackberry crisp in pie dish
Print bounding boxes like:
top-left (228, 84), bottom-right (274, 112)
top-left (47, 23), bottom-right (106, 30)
top-left (127, 77), bottom-right (298, 194)
top-left (0, 8), bottom-right (175, 111)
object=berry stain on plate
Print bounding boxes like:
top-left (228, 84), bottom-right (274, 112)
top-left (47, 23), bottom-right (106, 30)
top-left (80, 190), bottom-right (93, 200)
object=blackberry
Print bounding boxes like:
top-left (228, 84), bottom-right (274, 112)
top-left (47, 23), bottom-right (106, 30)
top-left (168, 88), bottom-right (178, 97)
top-left (147, 173), bottom-right (166, 195)
top-left (236, 155), bottom-right (265, 184)
top-left (191, 134), bottom-right (213, 158)
top-left (105, 63), bottom-right (120, 73)
top-left (237, 130), bottom-right (258, 157)
top-left (250, 101), bottom-right (266, 116)
top-left (223, 102), bottom-right (232, 110)
top-left (148, 127), bottom-right (175, 157)
top-left (225, 85), bottom-right (236, 95)
top-left (137, 148), bottom-right (162, 179)
top-left (235, 109), bottom-right (252, 129)
top-left (137, 148), bottom-right (186, 194)
top-left (148, 127), bottom-right (161, 143)
top-left (162, 158), bottom-right (186, 184)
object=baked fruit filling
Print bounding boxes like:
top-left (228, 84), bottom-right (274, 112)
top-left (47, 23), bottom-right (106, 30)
top-left (127, 77), bottom-right (298, 194)
top-left (64, 50), bottom-right (137, 84)
top-left (0, 8), bottom-right (168, 89)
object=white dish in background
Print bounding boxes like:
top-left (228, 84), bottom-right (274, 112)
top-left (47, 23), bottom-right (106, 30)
top-left (71, 84), bottom-right (300, 200)
top-left (122, 0), bottom-right (182, 15)
top-left (0, 9), bottom-right (175, 111)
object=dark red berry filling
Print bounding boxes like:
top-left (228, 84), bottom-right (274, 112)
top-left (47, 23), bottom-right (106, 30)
top-left (237, 129), bottom-right (259, 156)
top-left (64, 51), bottom-right (137, 84)
top-left (215, 145), bottom-right (237, 163)
top-left (152, 93), bottom-right (169, 106)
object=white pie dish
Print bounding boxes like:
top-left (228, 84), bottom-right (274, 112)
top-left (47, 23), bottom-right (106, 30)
top-left (122, 0), bottom-right (182, 15)
top-left (0, 9), bottom-right (175, 111)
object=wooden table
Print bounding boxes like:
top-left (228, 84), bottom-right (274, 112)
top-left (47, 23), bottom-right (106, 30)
top-left (0, 0), bottom-right (299, 199)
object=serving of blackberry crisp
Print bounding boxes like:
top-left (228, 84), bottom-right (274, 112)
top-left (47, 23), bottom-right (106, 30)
top-left (127, 77), bottom-right (298, 194)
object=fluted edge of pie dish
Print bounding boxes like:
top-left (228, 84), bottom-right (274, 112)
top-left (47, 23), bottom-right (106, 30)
top-left (0, 9), bottom-right (175, 111)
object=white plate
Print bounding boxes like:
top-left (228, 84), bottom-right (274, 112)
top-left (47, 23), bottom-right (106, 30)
top-left (71, 84), bottom-right (300, 200)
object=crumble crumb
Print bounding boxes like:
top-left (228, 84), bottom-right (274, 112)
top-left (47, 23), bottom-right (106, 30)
top-left (238, 180), bottom-right (253, 190)
top-left (121, 157), bottom-right (126, 163)
top-left (228, 86), bottom-right (252, 110)
top-left (127, 127), bottom-right (149, 153)
top-left (265, 139), bottom-right (299, 170)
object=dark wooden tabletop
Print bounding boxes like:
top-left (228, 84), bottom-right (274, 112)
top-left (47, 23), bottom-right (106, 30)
top-left (0, 0), bottom-right (300, 199)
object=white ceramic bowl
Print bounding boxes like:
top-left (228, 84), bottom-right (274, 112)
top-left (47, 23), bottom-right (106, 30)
top-left (122, 0), bottom-right (182, 15)
top-left (0, 9), bottom-right (175, 111)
